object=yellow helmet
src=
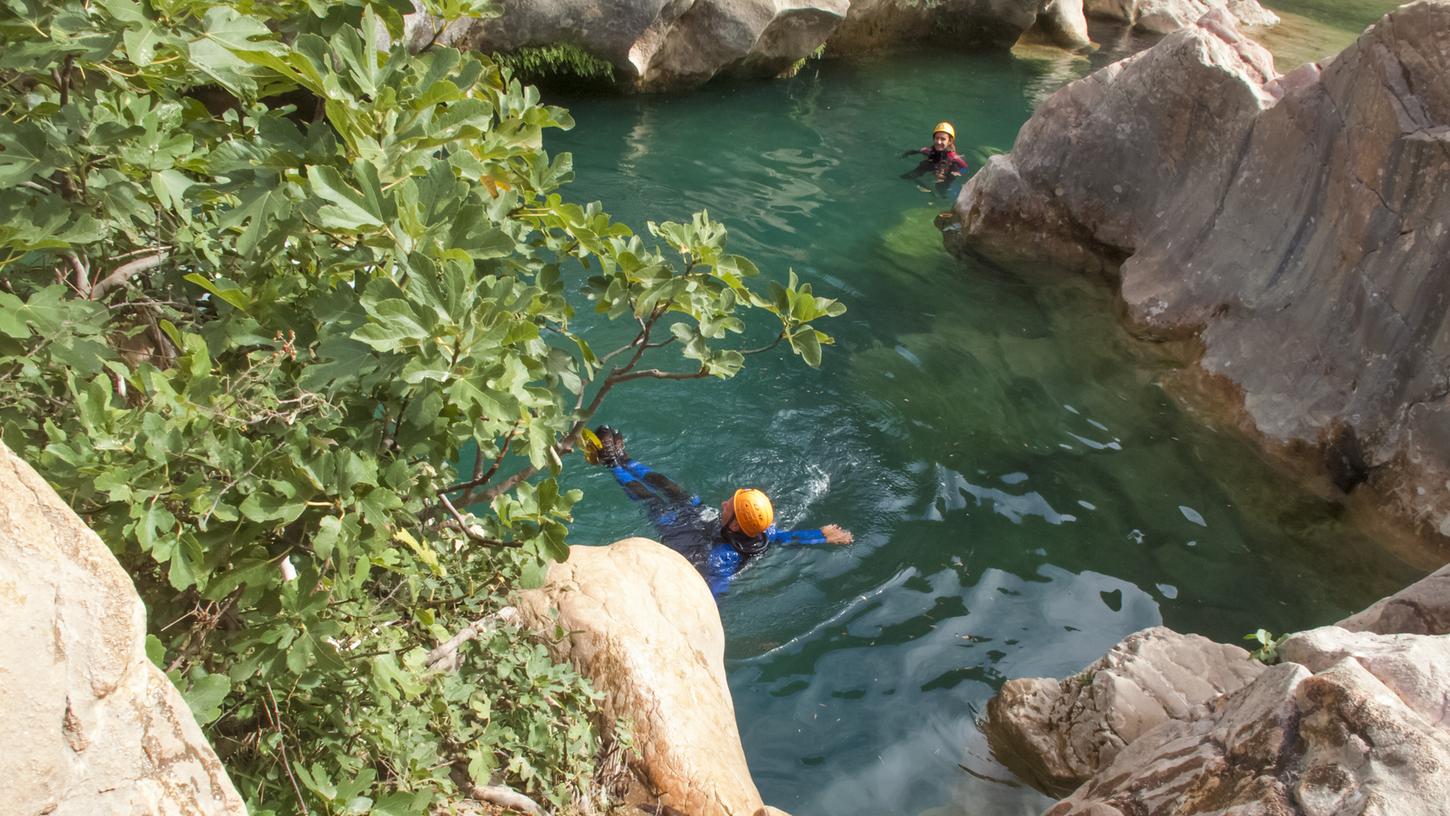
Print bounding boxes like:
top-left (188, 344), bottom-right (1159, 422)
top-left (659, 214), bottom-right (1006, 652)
top-left (732, 488), bottom-right (775, 537)
top-left (933, 121), bottom-right (956, 139)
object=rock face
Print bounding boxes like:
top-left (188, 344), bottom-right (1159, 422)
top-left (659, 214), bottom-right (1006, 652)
top-left (986, 627), bottom-right (1265, 795)
top-left (1084, 0), bottom-right (1277, 33)
top-left (825, 0), bottom-right (1044, 52)
top-left (403, 0), bottom-right (849, 90)
top-left (1338, 563), bottom-right (1450, 635)
top-left (0, 443), bottom-right (246, 815)
top-left (515, 537), bottom-right (784, 816)
top-left (1044, 626), bottom-right (1450, 815)
top-left (950, 3), bottom-right (1450, 546)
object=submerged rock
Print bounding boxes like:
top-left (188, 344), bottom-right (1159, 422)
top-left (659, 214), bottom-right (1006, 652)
top-left (0, 443), bottom-right (246, 815)
top-left (950, 2), bottom-right (1450, 547)
top-left (515, 537), bottom-right (788, 816)
top-left (986, 627), bottom-right (1264, 796)
top-left (403, 0), bottom-right (848, 90)
top-left (1084, 0), bottom-right (1277, 33)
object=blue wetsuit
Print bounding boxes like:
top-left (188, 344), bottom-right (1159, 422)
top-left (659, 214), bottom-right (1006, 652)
top-left (609, 458), bottom-right (829, 596)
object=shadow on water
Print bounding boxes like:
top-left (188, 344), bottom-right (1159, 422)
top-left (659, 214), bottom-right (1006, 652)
top-left (543, 17), bottom-right (1421, 815)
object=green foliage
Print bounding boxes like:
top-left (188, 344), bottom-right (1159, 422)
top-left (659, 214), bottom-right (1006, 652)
top-left (0, 0), bottom-right (841, 812)
top-left (1244, 628), bottom-right (1288, 664)
top-left (492, 43), bottom-right (616, 86)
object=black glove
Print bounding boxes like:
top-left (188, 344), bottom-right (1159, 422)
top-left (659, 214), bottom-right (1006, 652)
top-left (594, 425), bottom-right (630, 467)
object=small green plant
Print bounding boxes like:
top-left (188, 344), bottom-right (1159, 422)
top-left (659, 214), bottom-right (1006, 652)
top-left (1244, 628), bottom-right (1288, 664)
top-left (492, 43), bottom-right (616, 85)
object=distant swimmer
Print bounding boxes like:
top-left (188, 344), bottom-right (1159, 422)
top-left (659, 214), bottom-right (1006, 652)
top-left (584, 426), bottom-right (853, 597)
top-left (901, 120), bottom-right (969, 194)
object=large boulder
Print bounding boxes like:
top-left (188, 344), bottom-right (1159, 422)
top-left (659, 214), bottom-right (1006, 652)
top-left (1084, 0), bottom-right (1277, 33)
top-left (950, 2), bottom-right (1450, 547)
top-left (515, 537), bottom-right (786, 816)
top-left (403, 0), bottom-right (849, 90)
top-left (0, 444), bottom-right (246, 815)
top-left (1045, 626), bottom-right (1450, 815)
top-left (825, 0), bottom-right (1045, 52)
top-left (986, 627), bottom-right (1264, 796)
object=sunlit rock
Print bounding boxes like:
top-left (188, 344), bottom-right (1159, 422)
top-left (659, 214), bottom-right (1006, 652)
top-left (401, 0), bottom-right (848, 90)
top-left (950, 2), bottom-right (1450, 546)
top-left (1084, 0), bottom-right (1277, 33)
top-left (985, 627), bottom-right (1264, 795)
top-left (0, 443), bottom-right (246, 816)
top-left (515, 537), bottom-right (788, 816)
top-left (1045, 626), bottom-right (1450, 815)
top-left (1338, 563), bottom-right (1450, 635)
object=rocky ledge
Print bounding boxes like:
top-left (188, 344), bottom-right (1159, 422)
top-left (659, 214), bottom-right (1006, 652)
top-left (949, 2), bottom-right (1450, 548)
top-left (987, 567), bottom-right (1450, 814)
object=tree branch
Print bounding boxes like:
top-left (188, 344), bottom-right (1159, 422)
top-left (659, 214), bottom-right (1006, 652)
top-left (444, 420), bottom-right (521, 496)
top-left (612, 366), bottom-right (709, 384)
top-left (435, 492), bottom-right (521, 548)
top-left (462, 782), bottom-right (548, 816)
top-left (424, 607), bottom-right (518, 673)
top-left (89, 250), bottom-right (168, 299)
top-left (740, 331), bottom-right (786, 356)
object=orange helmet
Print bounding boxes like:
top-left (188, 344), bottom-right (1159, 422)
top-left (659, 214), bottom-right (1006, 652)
top-left (732, 488), bottom-right (775, 537)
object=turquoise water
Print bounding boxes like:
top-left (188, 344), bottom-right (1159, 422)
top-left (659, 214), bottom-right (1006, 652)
top-left (542, 32), bottom-right (1421, 816)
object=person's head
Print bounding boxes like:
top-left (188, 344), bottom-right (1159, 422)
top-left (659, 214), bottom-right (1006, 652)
top-left (720, 488), bottom-right (774, 538)
top-left (932, 121), bottom-right (956, 151)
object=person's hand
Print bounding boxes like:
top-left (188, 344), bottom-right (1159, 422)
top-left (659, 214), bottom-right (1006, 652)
top-left (901, 149), bottom-right (918, 158)
top-left (821, 524), bottom-right (853, 545)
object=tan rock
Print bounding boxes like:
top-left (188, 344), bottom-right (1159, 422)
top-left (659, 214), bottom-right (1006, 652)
top-left (986, 626), bottom-right (1264, 795)
top-left (516, 537), bottom-right (785, 816)
top-left (1084, 0), bottom-right (1277, 33)
top-left (1047, 627), bottom-right (1450, 815)
top-left (1338, 564), bottom-right (1450, 635)
top-left (0, 443), bottom-right (246, 816)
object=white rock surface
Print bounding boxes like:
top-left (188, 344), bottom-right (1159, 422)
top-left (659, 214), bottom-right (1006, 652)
top-left (0, 443), bottom-right (246, 816)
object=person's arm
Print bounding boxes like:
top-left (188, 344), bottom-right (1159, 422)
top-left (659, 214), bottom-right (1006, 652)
top-left (901, 146), bottom-right (927, 157)
top-left (704, 544), bottom-right (744, 597)
top-left (950, 152), bottom-right (969, 173)
top-left (767, 524), bottom-right (853, 546)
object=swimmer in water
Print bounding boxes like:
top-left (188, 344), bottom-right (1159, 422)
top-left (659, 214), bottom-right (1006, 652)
top-left (901, 121), bottom-right (969, 194)
top-left (586, 426), bottom-right (853, 596)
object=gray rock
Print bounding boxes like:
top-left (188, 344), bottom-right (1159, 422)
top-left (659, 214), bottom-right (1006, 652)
top-left (949, 2), bottom-right (1450, 545)
top-left (1084, 0), bottom-right (1278, 33)
top-left (0, 443), bottom-right (246, 816)
top-left (402, 0), bottom-right (848, 90)
top-left (986, 627), bottom-right (1265, 796)
top-left (1338, 564), bottom-right (1450, 635)
top-left (826, 0), bottom-right (1044, 53)
top-left (1046, 626), bottom-right (1450, 816)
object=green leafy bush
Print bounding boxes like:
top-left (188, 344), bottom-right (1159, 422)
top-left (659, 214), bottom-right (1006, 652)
top-left (0, 0), bottom-right (842, 811)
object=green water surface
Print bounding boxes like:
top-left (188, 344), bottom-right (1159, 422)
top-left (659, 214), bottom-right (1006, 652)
top-left (542, 10), bottom-right (1420, 815)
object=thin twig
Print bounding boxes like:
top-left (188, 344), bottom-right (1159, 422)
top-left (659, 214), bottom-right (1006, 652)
top-left (740, 331), bottom-right (786, 355)
top-left (612, 367), bottom-right (709, 384)
top-left (446, 420), bottom-right (521, 496)
top-left (263, 684), bottom-right (310, 815)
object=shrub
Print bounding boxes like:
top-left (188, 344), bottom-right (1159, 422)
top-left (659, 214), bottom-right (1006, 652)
top-left (0, 0), bottom-right (842, 811)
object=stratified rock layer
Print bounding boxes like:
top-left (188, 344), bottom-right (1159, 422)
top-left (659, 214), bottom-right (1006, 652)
top-left (950, 3), bottom-right (1450, 545)
top-left (0, 443), bottom-right (246, 816)
top-left (987, 627), bottom-right (1265, 796)
top-left (516, 537), bottom-right (784, 816)
top-left (1044, 626), bottom-right (1450, 815)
